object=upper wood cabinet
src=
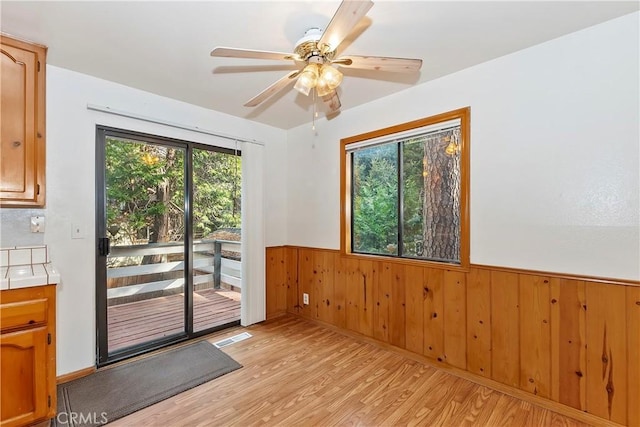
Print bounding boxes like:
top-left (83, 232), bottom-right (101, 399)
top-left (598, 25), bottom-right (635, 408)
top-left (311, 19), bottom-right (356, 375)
top-left (0, 34), bottom-right (46, 207)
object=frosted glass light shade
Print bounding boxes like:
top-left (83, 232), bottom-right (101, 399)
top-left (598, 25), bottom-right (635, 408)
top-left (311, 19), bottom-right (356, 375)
top-left (319, 65), bottom-right (343, 90)
top-left (316, 81), bottom-right (332, 97)
top-left (294, 64), bottom-right (319, 96)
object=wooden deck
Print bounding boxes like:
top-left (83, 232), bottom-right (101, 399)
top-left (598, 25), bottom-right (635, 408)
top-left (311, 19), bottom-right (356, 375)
top-left (108, 288), bottom-right (240, 352)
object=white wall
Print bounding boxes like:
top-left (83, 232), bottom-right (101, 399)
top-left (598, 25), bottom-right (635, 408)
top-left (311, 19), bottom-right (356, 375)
top-left (285, 12), bottom-right (640, 281)
top-left (264, 137), bottom-right (288, 246)
top-left (38, 65), bottom-right (285, 375)
top-left (3, 11), bottom-right (637, 377)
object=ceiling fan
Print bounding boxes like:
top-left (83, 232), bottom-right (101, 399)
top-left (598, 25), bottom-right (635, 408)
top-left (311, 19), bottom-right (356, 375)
top-left (210, 0), bottom-right (422, 114)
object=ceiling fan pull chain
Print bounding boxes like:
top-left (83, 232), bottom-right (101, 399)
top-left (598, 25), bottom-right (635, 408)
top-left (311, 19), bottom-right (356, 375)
top-left (312, 89), bottom-right (317, 131)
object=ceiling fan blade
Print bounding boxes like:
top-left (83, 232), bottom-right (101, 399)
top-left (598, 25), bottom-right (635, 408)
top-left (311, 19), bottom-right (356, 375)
top-left (321, 90), bottom-right (341, 113)
top-left (318, 0), bottom-right (373, 53)
top-left (211, 47), bottom-right (299, 62)
top-left (244, 70), bottom-right (301, 107)
top-left (334, 55), bottom-right (422, 72)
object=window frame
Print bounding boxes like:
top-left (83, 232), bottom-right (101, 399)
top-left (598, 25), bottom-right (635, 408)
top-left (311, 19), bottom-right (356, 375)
top-left (340, 107), bottom-right (470, 271)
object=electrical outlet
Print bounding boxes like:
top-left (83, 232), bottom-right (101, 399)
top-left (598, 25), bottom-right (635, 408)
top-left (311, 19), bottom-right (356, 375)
top-left (303, 293), bottom-right (309, 305)
top-left (30, 216), bottom-right (45, 233)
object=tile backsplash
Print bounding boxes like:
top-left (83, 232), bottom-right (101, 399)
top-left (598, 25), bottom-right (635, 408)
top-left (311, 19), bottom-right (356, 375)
top-left (0, 208), bottom-right (46, 247)
top-left (0, 245), bottom-right (49, 267)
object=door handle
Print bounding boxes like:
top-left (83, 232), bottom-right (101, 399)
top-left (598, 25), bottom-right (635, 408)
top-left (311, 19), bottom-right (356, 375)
top-left (98, 237), bottom-right (110, 256)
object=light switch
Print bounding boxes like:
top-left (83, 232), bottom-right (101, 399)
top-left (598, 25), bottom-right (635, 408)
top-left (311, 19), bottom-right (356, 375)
top-left (30, 216), bottom-right (45, 233)
top-left (71, 223), bottom-right (85, 239)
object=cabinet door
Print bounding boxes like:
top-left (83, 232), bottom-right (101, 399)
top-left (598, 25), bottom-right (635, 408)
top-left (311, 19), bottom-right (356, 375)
top-left (0, 327), bottom-right (49, 427)
top-left (0, 37), bottom-right (45, 207)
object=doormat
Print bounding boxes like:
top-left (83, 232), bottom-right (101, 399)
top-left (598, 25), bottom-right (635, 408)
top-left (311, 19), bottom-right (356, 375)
top-left (55, 341), bottom-right (241, 426)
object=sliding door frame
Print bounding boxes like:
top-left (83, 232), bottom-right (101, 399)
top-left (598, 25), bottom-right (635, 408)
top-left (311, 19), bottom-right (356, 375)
top-left (95, 125), bottom-right (240, 367)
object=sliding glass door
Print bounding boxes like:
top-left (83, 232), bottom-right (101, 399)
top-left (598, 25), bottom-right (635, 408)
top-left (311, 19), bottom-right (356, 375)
top-left (192, 147), bottom-right (242, 333)
top-left (96, 127), bottom-right (241, 366)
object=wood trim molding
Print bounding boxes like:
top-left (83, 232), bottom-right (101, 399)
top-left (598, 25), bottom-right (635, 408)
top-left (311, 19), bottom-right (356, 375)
top-left (269, 245), bottom-right (639, 286)
top-left (57, 366), bottom-right (95, 384)
top-left (472, 263), bottom-right (639, 288)
top-left (0, 32), bottom-right (48, 51)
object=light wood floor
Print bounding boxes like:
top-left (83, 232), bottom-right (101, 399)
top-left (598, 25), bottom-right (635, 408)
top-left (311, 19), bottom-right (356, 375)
top-left (110, 315), bottom-right (589, 427)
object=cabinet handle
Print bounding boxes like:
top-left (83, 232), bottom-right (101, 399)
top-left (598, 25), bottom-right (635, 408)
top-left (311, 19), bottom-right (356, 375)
top-left (13, 141), bottom-right (21, 147)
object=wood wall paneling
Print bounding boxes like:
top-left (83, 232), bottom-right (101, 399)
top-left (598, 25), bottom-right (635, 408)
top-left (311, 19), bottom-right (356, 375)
top-left (314, 251), bottom-right (335, 324)
top-left (284, 247), bottom-right (299, 314)
top-left (627, 286), bottom-right (640, 427)
top-left (519, 275), bottom-right (551, 398)
top-left (343, 257), bottom-right (361, 334)
top-left (374, 262), bottom-right (391, 343)
top-left (466, 268), bottom-right (492, 378)
top-left (585, 282), bottom-right (627, 424)
top-left (423, 268), bottom-right (445, 362)
top-left (266, 247), bottom-right (286, 318)
top-left (359, 260), bottom-right (375, 338)
top-left (549, 279), bottom-right (586, 410)
top-left (265, 246), bottom-right (639, 427)
top-left (332, 253), bottom-right (346, 329)
top-left (298, 249), bottom-right (314, 318)
top-left (490, 271), bottom-right (521, 388)
top-left (404, 266), bottom-right (425, 355)
top-left (389, 263), bottom-right (406, 349)
top-left (443, 270), bottom-right (467, 369)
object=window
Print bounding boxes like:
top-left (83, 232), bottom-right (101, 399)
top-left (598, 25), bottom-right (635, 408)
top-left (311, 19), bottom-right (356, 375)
top-left (341, 108), bottom-right (469, 267)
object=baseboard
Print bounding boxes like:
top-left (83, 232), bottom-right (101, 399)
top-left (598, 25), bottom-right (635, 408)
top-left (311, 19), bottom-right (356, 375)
top-left (292, 313), bottom-right (624, 427)
top-left (57, 366), bottom-right (95, 384)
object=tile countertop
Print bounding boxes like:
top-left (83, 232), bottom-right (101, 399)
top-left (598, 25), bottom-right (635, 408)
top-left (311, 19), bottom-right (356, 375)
top-left (0, 245), bottom-right (60, 290)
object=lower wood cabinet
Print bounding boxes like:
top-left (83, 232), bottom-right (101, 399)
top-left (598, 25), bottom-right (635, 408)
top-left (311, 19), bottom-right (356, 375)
top-left (0, 285), bottom-right (56, 427)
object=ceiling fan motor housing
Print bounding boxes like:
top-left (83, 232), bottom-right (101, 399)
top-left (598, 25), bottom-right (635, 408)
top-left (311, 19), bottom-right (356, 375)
top-left (295, 28), bottom-right (335, 63)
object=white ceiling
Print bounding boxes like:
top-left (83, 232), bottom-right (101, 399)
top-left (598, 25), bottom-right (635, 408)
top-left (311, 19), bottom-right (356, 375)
top-left (2, 1), bottom-right (638, 130)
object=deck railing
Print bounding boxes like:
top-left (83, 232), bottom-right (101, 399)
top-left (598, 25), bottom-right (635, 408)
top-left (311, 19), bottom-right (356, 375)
top-left (107, 239), bottom-right (241, 302)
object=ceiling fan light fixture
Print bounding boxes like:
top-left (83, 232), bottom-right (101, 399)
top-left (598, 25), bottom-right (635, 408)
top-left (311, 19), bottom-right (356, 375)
top-left (211, 0), bottom-right (422, 115)
top-left (316, 80), bottom-right (332, 97)
top-left (294, 64), bottom-right (319, 96)
top-left (319, 64), bottom-right (343, 90)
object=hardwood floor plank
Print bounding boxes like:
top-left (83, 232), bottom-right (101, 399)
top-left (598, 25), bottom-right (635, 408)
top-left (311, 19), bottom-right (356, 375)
top-left (108, 315), bottom-right (590, 427)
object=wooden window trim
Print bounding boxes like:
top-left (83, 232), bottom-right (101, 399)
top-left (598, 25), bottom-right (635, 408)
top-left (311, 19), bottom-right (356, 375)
top-left (340, 107), bottom-right (471, 272)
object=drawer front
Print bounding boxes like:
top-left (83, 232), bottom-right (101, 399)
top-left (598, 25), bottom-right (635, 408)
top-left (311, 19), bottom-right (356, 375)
top-left (0, 299), bottom-right (47, 332)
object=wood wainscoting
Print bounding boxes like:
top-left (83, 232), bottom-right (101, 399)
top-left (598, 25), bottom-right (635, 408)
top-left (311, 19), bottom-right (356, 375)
top-left (265, 246), bottom-right (640, 427)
